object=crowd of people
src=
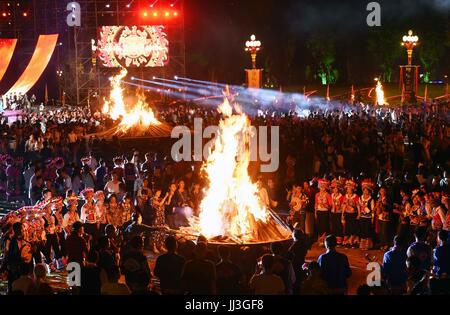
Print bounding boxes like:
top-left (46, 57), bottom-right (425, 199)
top-left (0, 96), bottom-right (449, 295)
top-left (0, 93), bottom-right (37, 111)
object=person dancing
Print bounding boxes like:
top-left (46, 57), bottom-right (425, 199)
top-left (330, 179), bottom-right (344, 246)
top-left (359, 180), bottom-right (375, 250)
top-left (315, 179), bottom-right (332, 246)
top-left (342, 180), bottom-right (360, 248)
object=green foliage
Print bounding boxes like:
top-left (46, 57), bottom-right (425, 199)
top-left (367, 29), bottom-right (402, 83)
top-left (307, 32), bottom-right (338, 85)
top-left (418, 18), bottom-right (447, 82)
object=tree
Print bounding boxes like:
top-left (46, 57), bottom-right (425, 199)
top-left (367, 29), bottom-right (402, 83)
top-left (306, 32), bottom-right (338, 85)
top-left (418, 18), bottom-right (448, 83)
top-left (285, 26), bottom-right (297, 83)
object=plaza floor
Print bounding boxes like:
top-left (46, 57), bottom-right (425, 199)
top-left (0, 243), bottom-right (385, 295)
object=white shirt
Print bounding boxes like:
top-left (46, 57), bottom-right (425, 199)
top-left (105, 180), bottom-right (120, 195)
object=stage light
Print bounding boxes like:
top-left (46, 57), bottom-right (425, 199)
top-left (105, 4), bottom-right (110, 8)
top-left (164, 11), bottom-right (169, 17)
top-left (143, 11), bottom-right (148, 17)
top-left (152, 76), bottom-right (156, 80)
top-left (22, 12), bottom-right (28, 17)
top-left (170, 3), bottom-right (174, 7)
top-left (2, 12), bottom-right (6, 17)
top-left (174, 76), bottom-right (178, 80)
top-left (173, 11), bottom-right (178, 16)
top-left (152, 11), bottom-right (158, 17)
top-left (131, 76), bottom-right (135, 81)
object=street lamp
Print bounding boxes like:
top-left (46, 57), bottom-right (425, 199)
top-left (245, 34), bottom-right (261, 69)
top-left (401, 30), bottom-right (419, 66)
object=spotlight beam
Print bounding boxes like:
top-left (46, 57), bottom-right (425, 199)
top-left (153, 77), bottom-right (233, 91)
top-left (123, 76), bottom-right (353, 116)
top-left (163, 76), bottom-right (231, 89)
top-left (133, 77), bottom-right (226, 97)
top-left (122, 81), bottom-right (214, 100)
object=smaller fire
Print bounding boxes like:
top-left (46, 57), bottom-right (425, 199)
top-left (102, 68), bottom-right (161, 134)
top-left (375, 80), bottom-right (388, 106)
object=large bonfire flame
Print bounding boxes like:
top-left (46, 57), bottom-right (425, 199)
top-left (102, 68), bottom-right (160, 133)
top-left (185, 98), bottom-right (291, 244)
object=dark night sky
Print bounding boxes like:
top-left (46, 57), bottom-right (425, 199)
top-left (0, 0), bottom-right (449, 100)
top-left (184, 0), bottom-right (450, 85)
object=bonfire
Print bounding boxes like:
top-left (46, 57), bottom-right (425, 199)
top-left (181, 98), bottom-right (291, 244)
top-left (101, 68), bottom-right (170, 138)
top-left (375, 80), bottom-right (388, 106)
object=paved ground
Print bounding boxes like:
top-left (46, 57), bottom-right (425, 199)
top-left (305, 244), bottom-right (384, 295)
top-left (1, 244), bottom-right (384, 295)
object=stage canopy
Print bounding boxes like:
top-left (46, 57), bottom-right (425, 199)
top-left (0, 39), bottom-right (17, 82)
top-left (5, 34), bottom-right (58, 96)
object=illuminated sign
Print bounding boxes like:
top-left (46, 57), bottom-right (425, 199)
top-left (97, 25), bottom-right (169, 68)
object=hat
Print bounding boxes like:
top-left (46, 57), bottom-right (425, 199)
top-left (331, 178), bottom-right (344, 189)
top-left (80, 187), bottom-right (95, 199)
top-left (361, 179), bottom-right (374, 192)
top-left (318, 179), bottom-right (330, 189)
top-left (345, 180), bottom-right (357, 190)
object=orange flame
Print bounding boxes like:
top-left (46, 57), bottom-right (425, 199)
top-left (193, 98), bottom-right (291, 243)
top-left (376, 81), bottom-right (388, 106)
top-left (102, 68), bottom-right (160, 132)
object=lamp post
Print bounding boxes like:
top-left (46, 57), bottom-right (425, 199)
top-left (245, 35), bottom-right (261, 69)
top-left (401, 30), bottom-right (419, 66)
top-left (91, 39), bottom-right (97, 66)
